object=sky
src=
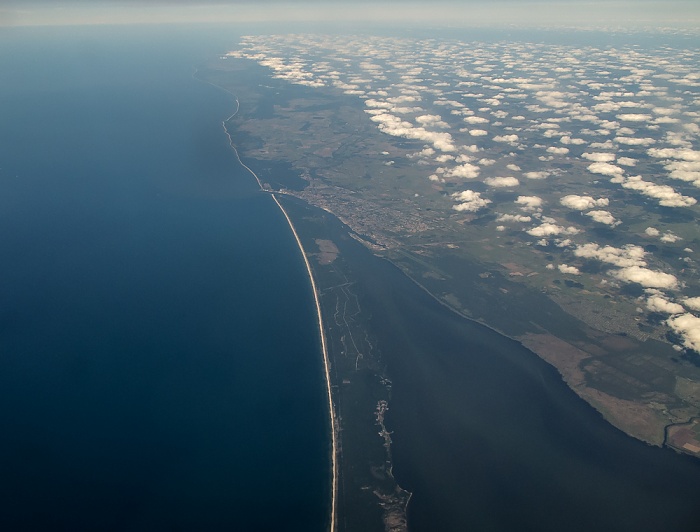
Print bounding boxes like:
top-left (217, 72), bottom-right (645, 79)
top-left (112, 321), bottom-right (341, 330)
top-left (1, 1), bottom-right (699, 29)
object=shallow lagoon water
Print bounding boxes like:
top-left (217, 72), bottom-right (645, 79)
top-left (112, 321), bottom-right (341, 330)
top-left (278, 196), bottom-right (700, 532)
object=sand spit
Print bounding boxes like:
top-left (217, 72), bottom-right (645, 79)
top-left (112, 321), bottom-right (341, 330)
top-left (218, 91), bottom-right (338, 532)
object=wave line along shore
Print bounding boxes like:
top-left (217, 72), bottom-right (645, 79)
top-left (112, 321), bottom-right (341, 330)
top-left (218, 91), bottom-right (339, 532)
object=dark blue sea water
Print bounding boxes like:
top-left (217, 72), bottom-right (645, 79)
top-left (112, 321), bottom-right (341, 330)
top-left (0, 25), bottom-right (329, 531)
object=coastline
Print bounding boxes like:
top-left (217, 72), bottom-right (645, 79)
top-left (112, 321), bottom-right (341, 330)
top-left (318, 217), bottom-right (676, 448)
top-left (665, 416), bottom-right (700, 458)
top-left (212, 85), bottom-right (338, 532)
top-left (193, 57), bottom-right (700, 531)
top-left (379, 254), bottom-right (671, 447)
top-left (269, 192), bottom-right (339, 532)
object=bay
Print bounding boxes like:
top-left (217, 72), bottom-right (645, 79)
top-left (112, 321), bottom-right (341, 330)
top-left (273, 193), bottom-right (700, 532)
top-left (0, 25), bottom-right (329, 531)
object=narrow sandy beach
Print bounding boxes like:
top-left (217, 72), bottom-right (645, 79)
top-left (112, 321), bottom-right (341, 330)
top-left (218, 93), bottom-right (338, 532)
top-left (270, 193), bottom-right (339, 532)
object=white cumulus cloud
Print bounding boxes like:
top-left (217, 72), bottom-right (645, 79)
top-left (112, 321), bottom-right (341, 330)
top-left (493, 134), bottom-right (519, 145)
top-left (586, 210), bottom-right (618, 225)
top-left (526, 223), bottom-right (579, 237)
top-left (497, 214), bottom-right (532, 223)
top-left (616, 113), bottom-right (652, 122)
top-left (611, 266), bottom-right (678, 289)
top-left (416, 114), bottom-right (449, 128)
top-left (463, 116), bottom-right (489, 124)
top-left (582, 152), bottom-right (616, 162)
top-left (484, 176), bottom-right (520, 188)
top-left (524, 171), bottom-right (550, 180)
top-left (451, 190), bottom-right (491, 212)
top-left (667, 313), bottom-right (700, 352)
top-left (573, 243), bottom-right (646, 268)
top-left (588, 162), bottom-right (624, 177)
top-left (660, 232), bottom-right (682, 243)
top-left (648, 148), bottom-right (700, 161)
top-left (683, 297), bottom-right (700, 311)
top-left (560, 195), bottom-right (609, 210)
top-left (515, 195), bottom-right (543, 212)
top-left (646, 296), bottom-right (684, 315)
top-left (445, 163), bottom-right (481, 179)
top-left (615, 136), bottom-right (656, 146)
top-left (620, 175), bottom-right (697, 208)
top-left (558, 264), bottom-right (581, 275)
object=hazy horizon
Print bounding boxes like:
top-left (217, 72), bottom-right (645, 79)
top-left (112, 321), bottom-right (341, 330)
top-left (2, 0), bottom-right (699, 30)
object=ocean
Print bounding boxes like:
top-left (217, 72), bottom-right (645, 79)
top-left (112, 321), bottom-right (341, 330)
top-left (0, 25), bottom-right (329, 531)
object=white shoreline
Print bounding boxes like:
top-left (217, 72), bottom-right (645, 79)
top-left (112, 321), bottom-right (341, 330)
top-left (211, 84), bottom-right (338, 532)
top-left (270, 192), bottom-right (339, 532)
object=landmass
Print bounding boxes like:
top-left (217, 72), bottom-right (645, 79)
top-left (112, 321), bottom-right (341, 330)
top-left (667, 416), bottom-right (700, 456)
top-left (197, 29), bottom-right (700, 530)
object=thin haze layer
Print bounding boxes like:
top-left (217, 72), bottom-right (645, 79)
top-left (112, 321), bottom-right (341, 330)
top-left (2, 1), bottom-right (700, 29)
